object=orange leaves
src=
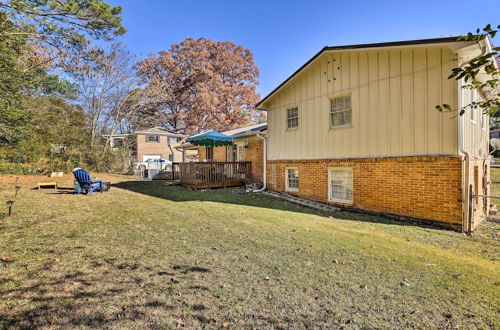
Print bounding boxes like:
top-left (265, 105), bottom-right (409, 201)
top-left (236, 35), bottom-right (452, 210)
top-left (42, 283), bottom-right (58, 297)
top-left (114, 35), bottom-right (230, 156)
top-left (135, 37), bottom-right (261, 135)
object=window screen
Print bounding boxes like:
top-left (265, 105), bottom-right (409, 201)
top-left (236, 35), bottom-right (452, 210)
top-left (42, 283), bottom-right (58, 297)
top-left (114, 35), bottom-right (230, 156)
top-left (286, 168), bottom-right (299, 191)
top-left (330, 95), bottom-right (352, 128)
top-left (287, 108), bottom-right (299, 129)
top-left (329, 168), bottom-right (353, 202)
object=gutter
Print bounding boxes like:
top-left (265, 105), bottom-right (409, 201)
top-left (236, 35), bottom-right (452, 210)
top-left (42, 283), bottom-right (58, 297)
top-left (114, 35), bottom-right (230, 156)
top-left (252, 132), bottom-right (267, 192)
top-left (458, 108), bottom-right (471, 234)
top-left (456, 36), bottom-right (491, 234)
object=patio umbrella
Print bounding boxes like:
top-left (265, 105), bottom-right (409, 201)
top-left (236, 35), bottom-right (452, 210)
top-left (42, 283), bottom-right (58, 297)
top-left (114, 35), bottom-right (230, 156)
top-left (187, 130), bottom-right (234, 147)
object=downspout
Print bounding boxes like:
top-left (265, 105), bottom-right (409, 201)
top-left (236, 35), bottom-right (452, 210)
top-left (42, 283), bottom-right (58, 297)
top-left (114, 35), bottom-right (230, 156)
top-left (458, 102), bottom-right (471, 234)
top-left (459, 39), bottom-right (491, 233)
top-left (252, 132), bottom-right (267, 192)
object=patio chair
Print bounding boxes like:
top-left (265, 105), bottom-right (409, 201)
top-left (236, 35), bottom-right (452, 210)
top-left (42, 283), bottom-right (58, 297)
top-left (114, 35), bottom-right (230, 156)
top-left (73, 168), bottom-right (103, 196)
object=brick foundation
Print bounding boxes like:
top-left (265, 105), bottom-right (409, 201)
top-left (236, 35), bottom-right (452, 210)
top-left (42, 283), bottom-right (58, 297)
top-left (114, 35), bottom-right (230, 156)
top-left (468, 157), bottom-right (490, 230)
top-left (267, 156), bottom-right (464, 228)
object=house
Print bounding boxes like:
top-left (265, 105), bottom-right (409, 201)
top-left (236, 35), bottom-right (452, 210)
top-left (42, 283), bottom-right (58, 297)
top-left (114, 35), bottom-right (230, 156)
top-left (490, 127), bottom-right (500, 139)
top-left (135, 127), bottom-right (186, 163)
top-left (256, 37), bottom-right (495, 232)
top-left (178, 123), bottom-right (266, 182)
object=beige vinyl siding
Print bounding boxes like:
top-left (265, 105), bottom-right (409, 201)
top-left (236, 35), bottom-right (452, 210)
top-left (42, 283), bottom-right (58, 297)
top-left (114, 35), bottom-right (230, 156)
top-left (265, 46), bottom-right (459, 160)
top-left (457, 44), bottom-right (491, 159)
top-left (461, 86), bottom-right (489, 158)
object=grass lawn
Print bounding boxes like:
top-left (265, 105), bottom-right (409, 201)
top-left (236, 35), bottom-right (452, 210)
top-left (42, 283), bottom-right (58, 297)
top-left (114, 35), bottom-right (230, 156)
top-left (0, 173), bottom-right (499, 328)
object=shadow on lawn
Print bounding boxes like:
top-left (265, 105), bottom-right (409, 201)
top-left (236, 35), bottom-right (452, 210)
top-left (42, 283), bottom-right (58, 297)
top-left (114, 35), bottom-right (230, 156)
top-left (113, 180), bottom-right (451, 230)
top-left (0, 258), bottom-right (213, 328)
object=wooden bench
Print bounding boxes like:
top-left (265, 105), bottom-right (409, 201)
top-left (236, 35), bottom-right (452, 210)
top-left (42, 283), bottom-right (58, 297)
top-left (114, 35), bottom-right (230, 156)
top-left (37, 182), bottom-right (57, 190)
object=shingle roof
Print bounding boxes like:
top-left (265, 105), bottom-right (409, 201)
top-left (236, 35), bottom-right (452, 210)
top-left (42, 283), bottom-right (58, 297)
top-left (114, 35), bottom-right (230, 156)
top-left (222, 123), bottom-right (267, 137)
top-left (134, 127), bottom-right (186, 137)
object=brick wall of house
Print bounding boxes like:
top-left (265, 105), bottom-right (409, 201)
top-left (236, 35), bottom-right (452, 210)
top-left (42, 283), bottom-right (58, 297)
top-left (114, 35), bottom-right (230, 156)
top-left (267, 156), bottom-right (464, 228)
top-left (242, 137), bottom-right (263, 183)
top-left (136, 134), bottom-right (183, 162)
top-left (197, 146), bottom-right (227, 162)
top-left (469, 157), bottom-right (490, 230)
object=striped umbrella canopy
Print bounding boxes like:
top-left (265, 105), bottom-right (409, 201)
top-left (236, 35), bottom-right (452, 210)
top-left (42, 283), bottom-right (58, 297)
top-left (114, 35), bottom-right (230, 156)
top-left (187, 130), bottom-right (234, 147)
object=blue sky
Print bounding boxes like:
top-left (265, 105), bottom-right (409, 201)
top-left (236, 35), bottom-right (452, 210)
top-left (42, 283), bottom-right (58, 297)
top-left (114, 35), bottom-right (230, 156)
top-left (109, 0), bottom-right (500, 97)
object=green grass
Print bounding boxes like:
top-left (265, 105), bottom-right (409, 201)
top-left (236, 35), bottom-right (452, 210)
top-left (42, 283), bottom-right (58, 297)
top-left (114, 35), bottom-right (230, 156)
top-left (490, 166), bottom-right (500, 208)
top-left (0, 175), bottom-right (499, 328)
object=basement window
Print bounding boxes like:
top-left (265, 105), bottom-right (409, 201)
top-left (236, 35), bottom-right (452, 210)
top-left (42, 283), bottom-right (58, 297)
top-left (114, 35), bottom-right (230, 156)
top-left (285, 167), bottom-right (299, 192)
top-left (330, 94), bottom-right (352, 128)
top-left (328, 168), bottom-right (353, 204)
top-left (287, 108), bottom-right (299, 129)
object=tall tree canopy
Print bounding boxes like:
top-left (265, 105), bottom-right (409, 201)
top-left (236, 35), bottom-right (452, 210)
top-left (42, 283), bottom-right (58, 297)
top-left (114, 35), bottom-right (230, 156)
top-left (0, 0), bottom-right (125, 58)
top-left (0, 0), bottom-right (126, 172)
top-left (136, 37), bottom-right (261, 134)
top-left (0, 11), bottom-right (71, 145)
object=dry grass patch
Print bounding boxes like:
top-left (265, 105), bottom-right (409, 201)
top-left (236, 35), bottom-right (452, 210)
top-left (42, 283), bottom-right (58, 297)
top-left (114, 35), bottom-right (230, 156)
top-left (0, 175), bottom-right (498, 328)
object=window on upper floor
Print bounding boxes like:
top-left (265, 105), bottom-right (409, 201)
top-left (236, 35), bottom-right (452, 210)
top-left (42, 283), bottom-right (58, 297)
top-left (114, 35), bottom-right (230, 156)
top-left (330, 94), bottom-right (352, 128)
top-left (169, 136), bottom-right (181, 144)
top-left (471, 89), bottom-right (477, 123)
top-left (146, 135), bottom-right (160, 143)
top-left (112, 137), bottom-right (123, 148)
top-left (287, 107), bottom-right (299, 129)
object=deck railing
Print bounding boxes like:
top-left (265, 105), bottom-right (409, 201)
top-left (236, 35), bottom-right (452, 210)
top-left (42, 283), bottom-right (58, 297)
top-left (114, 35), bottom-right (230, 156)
top-left (178, 161), bottom-right (252, 189)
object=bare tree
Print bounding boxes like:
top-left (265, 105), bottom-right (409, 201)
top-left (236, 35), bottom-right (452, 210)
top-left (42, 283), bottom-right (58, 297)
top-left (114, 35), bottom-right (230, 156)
top-left (67, 42), bottom-right (142, 156)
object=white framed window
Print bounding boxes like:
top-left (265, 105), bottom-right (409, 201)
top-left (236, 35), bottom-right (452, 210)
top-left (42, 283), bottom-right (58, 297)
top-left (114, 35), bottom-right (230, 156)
top-left (481, 113), bottom-right (487, 130)
top-left (470, 89), bottom-right (477, 123)
top-left (328, 168), bottom-right (353, 204)
top-left (330, 94), bottom-right (352, 128)
top-left (287, 107), bottom-right (299, 129)
top-left (285, 167), bottom-right (299, 192)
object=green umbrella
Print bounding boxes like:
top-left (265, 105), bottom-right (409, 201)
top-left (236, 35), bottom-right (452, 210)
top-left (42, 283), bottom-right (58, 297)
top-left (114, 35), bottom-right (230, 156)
top-left (187, 130), bottom-right (234, 147)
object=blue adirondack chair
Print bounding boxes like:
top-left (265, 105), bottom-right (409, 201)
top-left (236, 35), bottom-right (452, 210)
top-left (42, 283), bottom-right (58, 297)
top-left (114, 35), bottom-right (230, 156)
top-left (73, 168), bottom-right (102, 196)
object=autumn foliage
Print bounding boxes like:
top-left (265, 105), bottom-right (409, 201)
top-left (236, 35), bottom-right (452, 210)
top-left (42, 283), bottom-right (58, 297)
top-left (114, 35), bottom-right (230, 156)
top-left (136, 38), bottom-right (261, 134)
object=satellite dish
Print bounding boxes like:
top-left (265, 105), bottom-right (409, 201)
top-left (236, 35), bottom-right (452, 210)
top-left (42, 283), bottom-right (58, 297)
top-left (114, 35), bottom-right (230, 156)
top-left (490, 138), bottom-right (500, 154)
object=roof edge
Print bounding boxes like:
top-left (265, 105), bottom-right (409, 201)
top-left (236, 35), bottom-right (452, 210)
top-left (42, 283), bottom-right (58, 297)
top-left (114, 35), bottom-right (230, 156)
top-left (256, 36), bottom-right (466, 109)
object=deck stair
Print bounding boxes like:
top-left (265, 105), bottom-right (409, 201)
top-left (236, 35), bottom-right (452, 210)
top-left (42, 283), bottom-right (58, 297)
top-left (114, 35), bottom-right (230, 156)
top-left (262, 190), bottom-right (340, 212)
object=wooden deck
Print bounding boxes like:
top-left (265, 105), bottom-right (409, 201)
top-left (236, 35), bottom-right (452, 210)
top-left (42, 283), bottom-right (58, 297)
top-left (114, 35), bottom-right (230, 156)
top-left (178, 161), bottom-right (252, 189)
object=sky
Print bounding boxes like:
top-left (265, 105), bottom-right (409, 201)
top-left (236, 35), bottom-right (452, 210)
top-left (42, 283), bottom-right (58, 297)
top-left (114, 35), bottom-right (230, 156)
top-left (108, 0), bottom-right (500, 98)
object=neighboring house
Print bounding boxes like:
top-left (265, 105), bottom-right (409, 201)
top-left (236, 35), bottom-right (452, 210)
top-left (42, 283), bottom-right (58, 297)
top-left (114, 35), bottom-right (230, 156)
top-left (256, 37), bottom-right (495, 232)
top-left (490, 127), bottom-right (500, 139)
top-left (135, 127), bottom-right (186, 163)
top-left (178, 123), bottom-right (267, 182)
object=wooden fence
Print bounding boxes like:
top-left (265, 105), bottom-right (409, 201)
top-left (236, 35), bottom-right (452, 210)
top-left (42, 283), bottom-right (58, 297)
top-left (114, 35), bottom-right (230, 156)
top-left (178, 161), bottom-right (252, 189)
